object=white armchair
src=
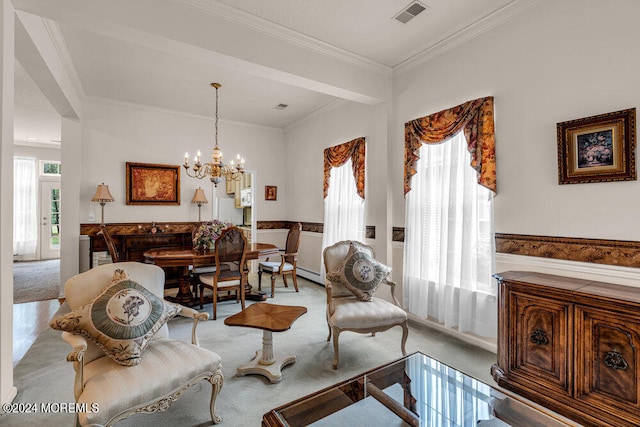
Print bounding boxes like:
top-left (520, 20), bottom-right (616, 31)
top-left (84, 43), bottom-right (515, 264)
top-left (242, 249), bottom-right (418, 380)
top-left (54, 262), bottom-right (223, 426)
top-left (323, 241), bottom-right (408, 369)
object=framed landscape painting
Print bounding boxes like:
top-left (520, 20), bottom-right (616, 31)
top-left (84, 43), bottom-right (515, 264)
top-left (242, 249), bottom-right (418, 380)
top-left (126, 162), bottom-right (181, 205)
top-left (557, 108), bottom-right (636, 184)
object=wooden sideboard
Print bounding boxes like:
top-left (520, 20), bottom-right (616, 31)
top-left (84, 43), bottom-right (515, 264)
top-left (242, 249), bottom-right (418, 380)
top-left (88, 232), bottom-right (193, 267)
top-left (81, 223), bottom-right (196, 288)
top-left (492, 271), bottom-right (640, 427)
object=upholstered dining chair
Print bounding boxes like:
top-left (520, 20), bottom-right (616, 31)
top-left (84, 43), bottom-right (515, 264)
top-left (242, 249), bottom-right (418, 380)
top-left (322, 240), bottom-right (408, 369)
top-left (191, 223), bottom-right (230, 300)
top-left (198, 226), bottom-right (248, 320)
top-left (100, 225), bottom-right (121, 263)
top-left (51, 262), bottom-right (223, 426)
top-left (257, 222), bottom-right (302, 298)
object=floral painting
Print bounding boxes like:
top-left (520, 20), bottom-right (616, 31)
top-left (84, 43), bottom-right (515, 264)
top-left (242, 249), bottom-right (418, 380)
top-left (557, 108), bottom-right (636, 184)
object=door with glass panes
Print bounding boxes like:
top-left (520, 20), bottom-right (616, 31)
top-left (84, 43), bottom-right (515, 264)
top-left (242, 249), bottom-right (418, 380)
top-left (40, 180), bottom-right (60, 259)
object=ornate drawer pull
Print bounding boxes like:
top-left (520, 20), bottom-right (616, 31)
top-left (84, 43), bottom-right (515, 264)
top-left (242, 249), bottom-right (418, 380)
top-left (530, 328), bottom-right (548, 345)
top-left (604, 351), bottom-right (628, 370)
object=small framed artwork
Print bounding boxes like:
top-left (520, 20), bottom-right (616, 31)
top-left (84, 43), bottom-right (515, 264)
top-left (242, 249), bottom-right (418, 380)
top-left (126, 162), bottom-right (181, 205)
top-left (265, 185), bottom-right (277, 201)
top-left (557, 108), bottom-right (636, 184)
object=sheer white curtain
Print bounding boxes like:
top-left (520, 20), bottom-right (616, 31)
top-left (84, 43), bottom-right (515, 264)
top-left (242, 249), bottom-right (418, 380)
top-left (321, 158), bottom-right (365, 276)
top-left (14, 156), bottom-right (38, 255)
top-left (402, 132), bottom-right (496, 337)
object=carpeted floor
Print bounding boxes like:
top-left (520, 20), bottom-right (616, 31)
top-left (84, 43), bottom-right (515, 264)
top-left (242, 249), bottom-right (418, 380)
top-left (5, 275), bottom-right (498, 427)
top-left (13, 259), bottom-right (60, 304)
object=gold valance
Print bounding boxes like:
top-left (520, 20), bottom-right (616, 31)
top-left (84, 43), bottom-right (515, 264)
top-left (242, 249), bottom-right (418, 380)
top-left (323, 137), bottom-right (365, 199)
top-left (404, 96), bottom-right (496, 195)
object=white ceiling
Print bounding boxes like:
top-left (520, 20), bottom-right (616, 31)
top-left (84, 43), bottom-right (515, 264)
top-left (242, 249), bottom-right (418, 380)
top-left (12, 0), bottom-right (530, 145)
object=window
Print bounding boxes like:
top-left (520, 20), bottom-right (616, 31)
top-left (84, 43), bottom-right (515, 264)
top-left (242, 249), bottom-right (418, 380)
top-left (14, 157), bottom-right (38, 255)
top-left (402, 131), bottom-right (496, 337)
top-left (321, 158), bottom-right (365, 276)
top-left (40, 160), bottom-right (61, 176)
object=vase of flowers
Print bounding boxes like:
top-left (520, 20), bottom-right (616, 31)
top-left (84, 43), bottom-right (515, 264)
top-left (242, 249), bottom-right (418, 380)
top-left (192, 220), bottom-right (233, 251)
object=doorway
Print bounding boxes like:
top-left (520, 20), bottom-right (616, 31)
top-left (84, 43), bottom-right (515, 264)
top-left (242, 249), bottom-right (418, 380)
top-left (39, 180), bottom-right (60, 259)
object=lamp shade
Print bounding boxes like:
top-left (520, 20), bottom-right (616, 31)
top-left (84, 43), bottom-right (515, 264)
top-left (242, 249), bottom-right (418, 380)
top-left (91, 183), bottom-right (114, 203)
top-left (191, 188), bottom-right (208, 205)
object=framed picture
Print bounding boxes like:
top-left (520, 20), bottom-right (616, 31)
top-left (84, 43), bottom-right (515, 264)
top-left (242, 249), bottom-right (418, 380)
top-left (265, 185), bottom-right (277, 201)
top-left (557, 108), bottom-right (636, 184)
top-left (125, 162), bottom-right (181, 205)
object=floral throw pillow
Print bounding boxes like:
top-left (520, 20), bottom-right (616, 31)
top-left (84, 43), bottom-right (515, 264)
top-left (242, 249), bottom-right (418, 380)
top-left (327, 245), bottom-right (391, 301)
top-left (50, 269), bottom-right (180, 366)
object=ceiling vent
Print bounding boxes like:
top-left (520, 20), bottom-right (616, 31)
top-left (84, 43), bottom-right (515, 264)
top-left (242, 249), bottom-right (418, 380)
top-left (393, 1), bottom-right (428, 24)
top-left (274, 103), bottom-right (288, 110)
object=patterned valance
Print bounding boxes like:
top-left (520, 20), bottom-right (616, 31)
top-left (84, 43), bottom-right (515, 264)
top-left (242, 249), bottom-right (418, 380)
top-left (404, 96), bottom-right (496, 195)
top-left (323, 137), bottom-right (366, 199)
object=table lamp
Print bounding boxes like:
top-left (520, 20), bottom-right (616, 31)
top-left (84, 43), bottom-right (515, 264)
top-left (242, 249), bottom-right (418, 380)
top-left (191, 187), bottom-right (208, 221)
top-left (91, 182), bottom-right (115, 226)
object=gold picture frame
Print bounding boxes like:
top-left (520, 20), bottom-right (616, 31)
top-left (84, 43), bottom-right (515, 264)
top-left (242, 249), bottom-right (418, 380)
top-left (126, 162), bottom-right (181, 205)
top-left (265, 185), bottom-right (277, 201)
top-left (557, 108), bottom-right (636, 184)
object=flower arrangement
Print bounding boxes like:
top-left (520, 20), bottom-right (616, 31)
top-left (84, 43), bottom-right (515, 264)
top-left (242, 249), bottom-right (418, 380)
top-left (193, 219), bottom-right (233, 250)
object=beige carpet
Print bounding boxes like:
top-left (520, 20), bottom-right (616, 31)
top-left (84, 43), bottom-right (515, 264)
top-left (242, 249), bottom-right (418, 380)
top-left (5, 275), bottom-right (497, 426)
top-left (13, 259), bottom-right (60, 304)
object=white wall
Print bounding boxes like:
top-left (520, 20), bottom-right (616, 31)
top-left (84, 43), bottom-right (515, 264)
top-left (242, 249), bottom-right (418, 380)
top-left (80, 99), bottom-right (287, 224)
top-left (13, 144), bottom-right (60, 161)
top-left (393, 0), bottom-right (640, 242)
top-left (280, 0), bottom-right (640, 295)
top-left (284, 100), bottom-right (391, 269)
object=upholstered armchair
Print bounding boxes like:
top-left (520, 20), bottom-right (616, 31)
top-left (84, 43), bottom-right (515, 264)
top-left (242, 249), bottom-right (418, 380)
top-left (323, 241), bottom-right (408, 369)
top-left (52, 262), bottom-right (223, 426)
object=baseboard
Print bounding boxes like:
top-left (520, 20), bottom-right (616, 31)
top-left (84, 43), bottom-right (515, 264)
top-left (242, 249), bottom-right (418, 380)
top-left (1, 386), bottom-right (17, 412)
top-left (408, 314), bottom-right (497, 354)
top-left (296, 266), bottom-right (323, 285)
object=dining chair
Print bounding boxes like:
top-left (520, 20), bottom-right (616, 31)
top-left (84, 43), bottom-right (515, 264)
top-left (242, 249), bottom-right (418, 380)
top-left (100, 224), bottom-right (121, 263)
top-left (191, 223), bottom-right (230, 301)
top-left (198, 226), bottom-right (248, 320)
top-left (257, 222), bottom-right (302, 298)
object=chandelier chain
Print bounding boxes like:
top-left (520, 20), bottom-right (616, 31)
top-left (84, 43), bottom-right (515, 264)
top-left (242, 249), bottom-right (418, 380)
top-left (182, 82), bottom-right (245, 187)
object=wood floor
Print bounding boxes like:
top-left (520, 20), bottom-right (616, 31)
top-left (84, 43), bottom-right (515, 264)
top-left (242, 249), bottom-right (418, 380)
top-left (13, 299), bottom-right (61, 366)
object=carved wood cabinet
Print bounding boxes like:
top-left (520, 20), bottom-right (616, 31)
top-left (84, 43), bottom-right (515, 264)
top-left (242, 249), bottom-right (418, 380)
top-left (492, 271), bottom-right (640, 427)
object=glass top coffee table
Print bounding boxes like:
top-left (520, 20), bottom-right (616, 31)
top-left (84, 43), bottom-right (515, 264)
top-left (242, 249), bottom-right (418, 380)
top-left (263, 352), bottom-right (578, 427)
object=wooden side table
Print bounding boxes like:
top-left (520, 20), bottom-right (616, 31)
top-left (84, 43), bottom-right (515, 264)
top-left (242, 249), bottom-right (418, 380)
top-left (224, 303), bottom-right (307, 383)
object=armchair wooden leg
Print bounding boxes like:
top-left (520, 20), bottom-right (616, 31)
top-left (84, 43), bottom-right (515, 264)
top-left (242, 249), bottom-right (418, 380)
top-left (332, 327), bottom-right (341, 370)
top-left (283, 275), bottom-right (288, 288)
top-left (292, 272), bottom-right (299, 293)
top-left (257, 269), bottom-right (263, 291)
top-left (400, 322), bottom-right (408, 356)
top-left (199, 284), bottom-right (205, 309)
top-left (208, 367), bottom-right (224, 424)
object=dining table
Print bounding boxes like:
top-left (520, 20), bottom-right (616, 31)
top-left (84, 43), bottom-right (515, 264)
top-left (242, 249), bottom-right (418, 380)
top-left (143, 243), bottom-right (279, 306)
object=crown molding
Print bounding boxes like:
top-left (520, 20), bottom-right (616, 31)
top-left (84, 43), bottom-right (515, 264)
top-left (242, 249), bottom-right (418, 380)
top-left (394, 0), bottom-right (542, 75)
top-left (85, 95), bottom-right (283, 131)
top-left (42, 18), bottom-right (86, 99)
top-left (181, 0), bottom-right (391, 77)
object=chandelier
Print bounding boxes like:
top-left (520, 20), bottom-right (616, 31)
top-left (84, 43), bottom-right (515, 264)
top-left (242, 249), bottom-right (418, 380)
top-left (183, 83), bottom-right (245, 186)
